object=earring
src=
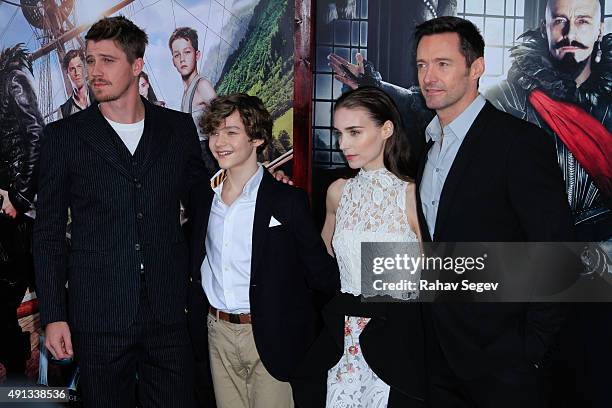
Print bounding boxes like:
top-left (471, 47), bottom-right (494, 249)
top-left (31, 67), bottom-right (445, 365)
top-left (595, 35), bottom-right (602, 63)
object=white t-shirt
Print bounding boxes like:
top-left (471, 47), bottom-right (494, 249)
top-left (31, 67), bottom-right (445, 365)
top-left (105, 117), bottom-right (145, 155)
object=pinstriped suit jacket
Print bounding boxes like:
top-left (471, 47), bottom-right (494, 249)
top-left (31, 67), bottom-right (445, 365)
top-left (33, 98), bottom-right (207, 333)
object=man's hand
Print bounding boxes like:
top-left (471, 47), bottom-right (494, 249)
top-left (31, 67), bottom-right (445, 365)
top-left (45, 321), bottom-right (74, 360)
top-left (328, 52), bottom-right (364, 89)
top-left (270, 169), bottom-right (294, 185)
top-left (0, 189), bottom-right (18, 218)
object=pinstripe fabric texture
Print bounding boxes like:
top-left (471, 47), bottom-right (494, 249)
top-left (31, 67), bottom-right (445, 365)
top-left (33, 98), bottom-right (207, 333)
top-left (72, 283), bottom-right (195, 407)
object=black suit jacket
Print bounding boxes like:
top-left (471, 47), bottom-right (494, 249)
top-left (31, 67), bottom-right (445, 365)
top-left (187, 170), bottom-right (340, 382)
top-left (415, 101), bottom-right (576, 380)
top-left (291, 293), bottom-right (427, 408)
top-left (34, 98), bottom-right (206, 332)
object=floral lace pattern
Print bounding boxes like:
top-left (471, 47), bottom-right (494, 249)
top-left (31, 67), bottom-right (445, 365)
top-left (326, 316), bottom-right (390, 408)
top-left (332, 168), bottom-right (417, 296)
top-left (326, 168), bottom-right (419, 408)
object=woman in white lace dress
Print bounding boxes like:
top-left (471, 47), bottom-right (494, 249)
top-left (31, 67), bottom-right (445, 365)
top-left (315, 87), bottom-right (424, 408)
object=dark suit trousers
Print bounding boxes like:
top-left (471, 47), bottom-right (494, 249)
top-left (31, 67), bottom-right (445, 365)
top-left (72, 278), bottom-right (195, 408)
top-left (427, 332), bottom-right (550, 408)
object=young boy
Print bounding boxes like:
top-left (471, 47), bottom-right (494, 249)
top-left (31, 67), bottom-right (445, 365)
top-left (186, 93), bottom-right (339, 408)
top-left (168, 27), bottom-right (217, 174)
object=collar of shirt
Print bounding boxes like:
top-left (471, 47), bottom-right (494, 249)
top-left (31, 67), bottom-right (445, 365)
top-left (72, 89), bottom-right (90, 107)
top-left (425, 94), bottom-right (487, 144)
top-left (210, 164), bottom-right (264, 203)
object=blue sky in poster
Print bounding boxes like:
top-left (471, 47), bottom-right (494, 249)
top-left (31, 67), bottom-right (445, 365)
top-left (0, 0), bottom-right (258, 116)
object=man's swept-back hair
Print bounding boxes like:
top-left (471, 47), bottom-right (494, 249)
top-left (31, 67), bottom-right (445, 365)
top-left (202, 93), bottom-right (272, 154)
top-left (415, 16), bottom-right (484, 67)
top-left (168, 27), bottom-right (199, 51)
top-left (85, 16), bottom-right (148, 63)
top-left (63, 49), bottom-right (84, 71)
top-left (334, 86), bottom-right (412, 182)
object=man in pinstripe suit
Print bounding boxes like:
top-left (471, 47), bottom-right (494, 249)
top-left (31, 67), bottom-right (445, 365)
top-left (33, 16), bottom-right (205, 407)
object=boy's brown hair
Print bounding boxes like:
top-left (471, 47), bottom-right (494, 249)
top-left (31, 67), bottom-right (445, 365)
top-left (168, 27), bottom-right (198, 51)
top-left (202, 94), bottom-right (272, 154)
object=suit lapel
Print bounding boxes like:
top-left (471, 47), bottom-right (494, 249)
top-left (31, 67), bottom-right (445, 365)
top-left (76, 97), bottom-right (166, 179)
top-left (416, 140), bottom-right (434, 242)
top-left (77, 105), bottom-right (132, 180)
top-left (250, 171), bottom-right (275, 283)
top-left (433, 102), bottom-right (494, 239)
top-left (194, 185), bottom-right (215, 277)
top-left (139, 98), bottom-right (169, 176)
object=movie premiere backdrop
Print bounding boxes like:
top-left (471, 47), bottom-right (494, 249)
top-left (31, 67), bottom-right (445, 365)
top-left (0, 0), bottom-right (293, 396)
top-left (1, 0), bottom-right (294, 161)
top-left (310, 0), bottom-right (612, 246)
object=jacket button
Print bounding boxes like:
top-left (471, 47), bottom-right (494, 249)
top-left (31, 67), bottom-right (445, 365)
top-left (189, 276), bottom-right (193, 282)
top-left (135, 244), bottom-right (141, 251)
top-left (184, 308), bottom-right (189, 314)
top-left (136, 212), bottom-right (143, 220)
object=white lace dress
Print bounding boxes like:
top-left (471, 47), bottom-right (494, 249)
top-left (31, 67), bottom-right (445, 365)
top-left (326, 168), bottom-right (419, 408)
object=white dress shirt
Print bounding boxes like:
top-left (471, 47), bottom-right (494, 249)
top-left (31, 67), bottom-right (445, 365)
top-left (420, 94), bottom-right (486, 238)
top-left (201, 165), bottom-right (264, 314)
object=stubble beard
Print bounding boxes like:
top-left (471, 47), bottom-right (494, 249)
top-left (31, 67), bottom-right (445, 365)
top-left (92, 79), bottom-right (133, 103)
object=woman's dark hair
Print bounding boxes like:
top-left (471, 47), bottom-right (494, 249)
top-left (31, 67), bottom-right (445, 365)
top-left (334, 86), bottom-right (412, 181)
top-left (138, 71), bottom-right (158, 103)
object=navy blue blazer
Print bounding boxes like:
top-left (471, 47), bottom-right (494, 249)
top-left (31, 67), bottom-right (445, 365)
top-left (186, 170), bottom-right (340, 382)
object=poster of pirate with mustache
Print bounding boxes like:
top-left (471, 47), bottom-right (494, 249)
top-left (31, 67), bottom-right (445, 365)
top-left (486, 0), bottom-right (611, 245)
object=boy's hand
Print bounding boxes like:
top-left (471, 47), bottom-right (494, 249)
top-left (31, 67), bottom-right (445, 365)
top-left (270, 169), bottom-right (294, 185)
top-left (0, 189), bottom-right (18, 218)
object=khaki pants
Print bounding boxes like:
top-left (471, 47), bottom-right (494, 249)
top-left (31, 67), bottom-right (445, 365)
top-left (207, 313), bottom-right (294, 408)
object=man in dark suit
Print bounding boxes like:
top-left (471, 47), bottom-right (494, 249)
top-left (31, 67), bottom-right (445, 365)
top-left (33, 16), bottom-right (205, 407)
top-left (413, 17), bottom-right (576, 407)
top-left (187, 93), bottom-right (339, 408)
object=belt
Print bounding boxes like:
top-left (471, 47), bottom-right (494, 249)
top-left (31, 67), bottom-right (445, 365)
top-left (209, 306), bottom-right (251, 324)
